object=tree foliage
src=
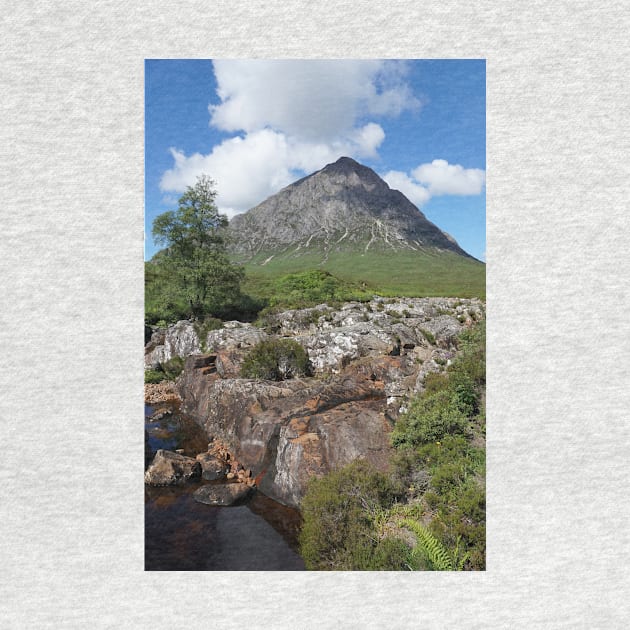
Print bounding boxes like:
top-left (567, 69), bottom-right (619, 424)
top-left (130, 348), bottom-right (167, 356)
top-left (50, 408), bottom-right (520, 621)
top-left (147, 176), bottom-right (245, 321)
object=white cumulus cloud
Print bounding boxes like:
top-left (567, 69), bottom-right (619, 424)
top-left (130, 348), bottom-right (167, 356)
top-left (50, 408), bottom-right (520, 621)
top-left (210, 59), bottom-right (419, 140)
top-left (159, 60), bottom-right (414, 215)
top-left (381, 170), bottom-right (431, 207)
top-left (412, 159), bottom-right (485, 196)
top-left (383, 160), bottom-right (485, 208)
top-left (160, 130), bottom-right (293, 217)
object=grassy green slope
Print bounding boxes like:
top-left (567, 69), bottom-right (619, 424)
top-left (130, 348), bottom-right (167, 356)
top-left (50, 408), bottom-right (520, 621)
top-left (241, 248), bottom-right (485, 300)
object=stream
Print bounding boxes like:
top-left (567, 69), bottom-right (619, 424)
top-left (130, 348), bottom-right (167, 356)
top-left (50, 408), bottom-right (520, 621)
top-left (144, 404), bottom-right (305, 571)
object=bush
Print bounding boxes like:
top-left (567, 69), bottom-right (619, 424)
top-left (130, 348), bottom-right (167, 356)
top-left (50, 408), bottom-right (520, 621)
top-left (423, 372), bottom-right (449, 395)
top-left (391, 389), bottom-right (469, 447)
top-left (144, 369), bottom-right (165, 384)
top-left (398, 435), bottom-right (486, 570)
top-left (452, 320), bottom-right (485, 386)
top-left (160, 356), bottom-right (185, 381)
top-left (240, 338), bottom-right (310, 380)
top-left (357, 536), bottom-right (412, 571)
top-left (449, 372), bottom-right (479, 416)
top-left (262, 270), bottom-right (371, 310)
top-left (299, 459), bottom-right (402, 570)
top-left (385, 321), bottom-right (486, 570)
top-left (420, 328), bottom-right (436, 345)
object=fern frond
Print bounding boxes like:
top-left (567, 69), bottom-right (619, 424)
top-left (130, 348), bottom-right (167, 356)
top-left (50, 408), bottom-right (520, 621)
top-left (400, 519), bottom-right (454, 571)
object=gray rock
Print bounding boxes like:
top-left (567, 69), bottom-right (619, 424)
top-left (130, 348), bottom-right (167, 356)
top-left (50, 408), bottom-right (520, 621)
top-left (193, 483), bottom-right (253, 506)
top-left (196, 452), bottom-right (229, 481)
top-left (417, 315), bottom-right (463, 348)
top-left (205, 326), bottom-right (267, 351)
top-left (144, 320), bottom-right (201, 368)
top-left (144, 449), bottom-right (202, 486)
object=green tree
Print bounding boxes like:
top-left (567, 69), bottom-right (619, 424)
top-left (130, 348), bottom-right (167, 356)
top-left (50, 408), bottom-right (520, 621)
top-left (150, 175), bottom-right (244, 320)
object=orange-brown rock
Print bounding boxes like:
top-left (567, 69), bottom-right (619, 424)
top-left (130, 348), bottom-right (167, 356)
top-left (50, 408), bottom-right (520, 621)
top-left (144, 382), bottom-right (181, 404)
top-left (178, 363), bottom-right (394, 507)
top-left (144, 449), bottom-right (201, 486)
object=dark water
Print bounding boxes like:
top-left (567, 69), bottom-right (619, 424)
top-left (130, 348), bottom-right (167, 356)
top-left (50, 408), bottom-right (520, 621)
top-left (145, 404), bottom-right (305, 571)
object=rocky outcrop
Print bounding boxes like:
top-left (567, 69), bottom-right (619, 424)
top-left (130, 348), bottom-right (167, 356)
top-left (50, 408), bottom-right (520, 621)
top-left (145, 320), bottom-right (202, 368)
top-left (205, 323), bottom-right (267, 352)
top-left (179, 368), bottom-right (392, 507)
top-left (177, 352), bottom-right (427, 506)
top-left (145, 320), bottom-right (267, 370)
top-left (146, 297), bottom-right (485, 506)
top-left (144, 449), bottom-right (202, 486)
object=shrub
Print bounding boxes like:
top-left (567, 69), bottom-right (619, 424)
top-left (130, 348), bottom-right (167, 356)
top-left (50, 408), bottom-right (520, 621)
top-left (452, 320), bottom-right (485, 386)
top-left (391, 389), bottom-right (469, 448)
top-left (449, 372), bottom-right (479, 416)
top-left (144, 369), bottom-right (165, 384)
top-left (386, 321), bottom-right (486, 570)
top-left (423, 372), bottom-right (449, 395)
top-left (358, 536), bottom-right (412, 571)
top-left (262, 270), bottom-right (372, 310)
top-left (240, 338), bottom-right (310, 380)
top-left (160, 356), bottom-right (185, 381)
top-left (299, 459), bottom-right (402, 570)
top-left (420, 328), bottom-right (436, 345)
top-left (144, 356), bottom-right (185, 384)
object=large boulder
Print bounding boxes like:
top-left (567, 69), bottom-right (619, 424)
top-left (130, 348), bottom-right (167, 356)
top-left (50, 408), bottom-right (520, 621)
top-left (144, 449), bottom-right (202, 486)
top-left (193, 483), bottom-right (253, 506)
top-left (179, 369), bottom-right (393, 507)
top-left (205, 325), bottom-right (267, 352)
top-left (196, 452), bottom-right (229, 481)
top-left (268, 398), bottom-right (392, 507)
top-left (418, 314), bottom-right (464, 348)
top-left (144, 321), bottom-right (201, 368)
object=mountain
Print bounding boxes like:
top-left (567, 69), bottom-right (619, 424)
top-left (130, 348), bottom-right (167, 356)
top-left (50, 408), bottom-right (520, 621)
top-left (228, 157), bottom-right (485, 297)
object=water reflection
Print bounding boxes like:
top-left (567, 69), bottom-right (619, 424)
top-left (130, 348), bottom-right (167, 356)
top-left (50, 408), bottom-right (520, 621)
top-left (144, 403), bottom-right (305, 571)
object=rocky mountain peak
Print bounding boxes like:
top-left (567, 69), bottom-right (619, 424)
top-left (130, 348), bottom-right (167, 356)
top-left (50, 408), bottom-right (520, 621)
top-left (320, 155), bottom-right (384, 181)
top-left (228, 157), bottom-right (473, 262)
top-left (291, 155), bottom-right (389, 195)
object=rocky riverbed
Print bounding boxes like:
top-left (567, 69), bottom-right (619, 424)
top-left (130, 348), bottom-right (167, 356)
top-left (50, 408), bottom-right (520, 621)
top-left (145, 297), bottom-right (485, 509)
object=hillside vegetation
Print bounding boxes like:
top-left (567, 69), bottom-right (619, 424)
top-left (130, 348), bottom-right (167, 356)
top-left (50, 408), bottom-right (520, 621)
top-left (242, 249), bottom-right (485, 301)
top-left (299, 319), bottom-right (486, 570)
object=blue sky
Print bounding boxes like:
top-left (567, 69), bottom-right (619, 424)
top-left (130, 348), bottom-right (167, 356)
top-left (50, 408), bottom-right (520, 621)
top-left (145, 59), bottom-right (485, 261)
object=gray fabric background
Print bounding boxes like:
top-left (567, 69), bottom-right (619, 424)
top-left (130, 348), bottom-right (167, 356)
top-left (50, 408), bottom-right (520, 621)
top-left (2, 1), bottom-right (628, 627)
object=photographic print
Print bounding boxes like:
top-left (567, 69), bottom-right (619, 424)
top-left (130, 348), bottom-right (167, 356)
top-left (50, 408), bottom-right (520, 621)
top-left (144, 59), bottom-right (486, 571)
